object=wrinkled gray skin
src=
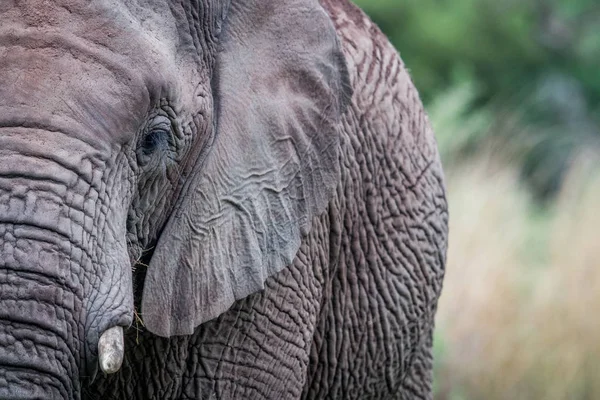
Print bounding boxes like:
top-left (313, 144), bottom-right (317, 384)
top-left (0, 0), bottom-right (447, 399)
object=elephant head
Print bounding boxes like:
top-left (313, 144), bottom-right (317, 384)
top-left (0, 0), bottom-right (350, 398)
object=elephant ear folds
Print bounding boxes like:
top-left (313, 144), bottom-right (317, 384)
top-left (141, 0), bottom-right (352, 337)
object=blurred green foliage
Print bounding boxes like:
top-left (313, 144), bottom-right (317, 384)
top-left (354, 0), bottom-right (600, 198)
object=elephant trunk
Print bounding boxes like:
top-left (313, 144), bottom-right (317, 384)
top-left (0, 268), bottom-right (81, 399)
top-left (0, 128), bottom-right (134, 399)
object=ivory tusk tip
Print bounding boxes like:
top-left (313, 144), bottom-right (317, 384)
top-left (98, 326), bottom-right (125, 374)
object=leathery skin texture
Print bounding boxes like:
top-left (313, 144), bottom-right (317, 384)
top-left (87, 1), bottom-right (448, 399)
top-left (0, 0), bottom-right (447, 398)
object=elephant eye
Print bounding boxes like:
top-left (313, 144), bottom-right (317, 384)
top-left (140, 116), bottom-right (172, 156)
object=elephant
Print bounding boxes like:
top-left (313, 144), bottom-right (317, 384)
top-left (0, 0), bottom-right (448, 399)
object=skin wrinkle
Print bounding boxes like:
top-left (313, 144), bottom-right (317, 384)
top-left (3, 228), bottom-right (92, 293)
top-left (0, 302), bottom-right (70, 344)
top-left (0, 30), bottom-right (143, 91)
top-left (0, 78), bottom-right (139, 155)
top-left (0, 215), bottom-right (97, 272)
top-left (1, 266), bottom-right (76, 300)
top-left (0, 143), bottom-right (100, 189)
top-left (0, 287), bottom-right (81, 396)
top-left (0, 332), bottom-right (70, 372)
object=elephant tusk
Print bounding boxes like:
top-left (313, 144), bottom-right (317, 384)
top-left (98, 326), bottom-right (125, 374)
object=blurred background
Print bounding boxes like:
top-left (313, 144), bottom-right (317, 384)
top-left (353, 0), bottom-right (600, 399)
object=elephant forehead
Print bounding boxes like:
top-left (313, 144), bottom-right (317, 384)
top-left (0, 0), bottom-right (187, 145)
top-left (0, 0), bottom-right (180, 47)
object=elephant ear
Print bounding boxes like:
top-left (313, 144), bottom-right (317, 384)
top-left (141, 0), bottom-right (351, 337)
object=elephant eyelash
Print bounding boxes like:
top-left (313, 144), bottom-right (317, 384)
top-left (138, 116), bottom-right (174, 155)
top-left (141, 127), bottom-right (170, 155)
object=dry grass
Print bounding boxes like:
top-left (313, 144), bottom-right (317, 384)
top-left (434, 151), bottom-right (600, 400)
